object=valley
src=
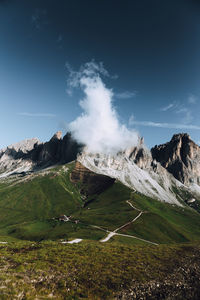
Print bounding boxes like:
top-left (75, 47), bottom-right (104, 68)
top-left (0, 133), bottom-right (199, 299)
top-left (0, 160), bottom-right (199, 245)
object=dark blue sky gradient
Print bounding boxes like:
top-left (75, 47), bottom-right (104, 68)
top-left (0, 0), bottom-right (200, 148)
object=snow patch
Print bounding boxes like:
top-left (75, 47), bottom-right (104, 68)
top-left (61, 239), bottom-right (82, 244)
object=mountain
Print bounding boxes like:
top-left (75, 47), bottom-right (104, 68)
top-left (151, 133), bottom-right (200, 186)
top-left (0, 132), bottom-right (200, 207)
top-left (0, 132), bottom-right (200, 299)
top-left (0, 160), bottom-right (199, 244)
top-left (70, 161), bottom-right (115, 200)
top-left (0, 131), bottom-right (82, 177)
top-left (33, 131), bottom-right (83, 167)
top-left (78, 138), bottom-right (200, 207)
top-left (0, 138), bottom-right (40, 177)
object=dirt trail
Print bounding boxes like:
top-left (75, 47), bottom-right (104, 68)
top-left (113, 211), bottom-right (143, 233)
top-left (126, 200), bottom-right (141, 211)
top-left (100, 196), bottom-right (158, 245)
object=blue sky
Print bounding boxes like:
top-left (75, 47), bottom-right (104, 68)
top-left (0, 0), bottom-right (200, 149)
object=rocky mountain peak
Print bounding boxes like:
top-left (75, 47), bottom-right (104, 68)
top-left (171, 133), bottom-right (190, 141)
top-left (50, 131), bottom-right (62, 141)
top-left (1, 138), bottom-right (40, 154)
top-left (151, 133), bottom-right (200, 185)
top-left (0, 138), bottom-right (40, 177)
top-left (124, 137), bottom-right (152, 169)
top-left (0, 132), bottom-right (82, 176)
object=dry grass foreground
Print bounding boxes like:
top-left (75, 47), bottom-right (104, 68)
top-left (0, 241), bottom-right (199, 299)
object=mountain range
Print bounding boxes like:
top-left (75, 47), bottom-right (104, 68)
top-left (0, 131), bottom-right (200, 299)
top-left (1, 131), bottom-right (199, 207)
top-left (0, 131), bottom-right (199, 242)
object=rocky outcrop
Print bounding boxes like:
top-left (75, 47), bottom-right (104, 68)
top-left (77, 149), bottom-right (183, 206)
top-left (151, 133), bottom-right (200, 185)
top-left (60, 132), bottom-right (83, 164)
top-left (125, 137), bottom-right (152, 169)
top-left (0, 132), bottom-right (83, 176)
top-left (28, 131), bottom-right (82, 167)
top-left (70, 161), bottom-right (115, 197)
top-left (1, 130), bottom-right (200, 205)
top-left (0, 138), bottom-right (40, 176)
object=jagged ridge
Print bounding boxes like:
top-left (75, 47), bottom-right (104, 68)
top-left (151, 133), bottom-right (200, 186)
top-left (1, 131), bottom-right (200, 207)
top-left (0, 132), bottom-right (82, 177)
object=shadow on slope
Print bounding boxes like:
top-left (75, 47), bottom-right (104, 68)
top-left (0, 162), bottom-right (199, 244)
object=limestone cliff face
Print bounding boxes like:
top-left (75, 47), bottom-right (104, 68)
top-left (125, 137), bottom-right (152, 170)
top-left (26, 131), bottom-right (82, 167)
top-left (77, 148), bottom-right (183, 206)
top-left (0, 132), bottom-right (83, 176)
top-left (70, 161), bottom-right (115, 197)
top-left (1, 130), bottom-right (200, 204)
top-left (151, 133), bottom-right (200, 185)
top-left (0, 138), bottom-right (40, 176)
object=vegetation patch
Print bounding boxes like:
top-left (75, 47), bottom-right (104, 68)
top-left (0, 241), bottom-right (199, 299)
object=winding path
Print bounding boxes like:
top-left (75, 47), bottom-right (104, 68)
top-left (126, 200), bottom-right (141, 211)
top-left (100, 198), bottom-right (158, 245)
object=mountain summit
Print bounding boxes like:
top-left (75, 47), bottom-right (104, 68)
top-left (0, 132), bottom-right (82, 176)
top-left (151, 133), bottom-right (200, 186)
top-left (0, 132), bottom-right (200, 207)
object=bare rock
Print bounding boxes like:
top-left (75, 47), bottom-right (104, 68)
top-left (70, 161), bottom-right (115, 197)
top-left (151, 133), bottom-right (200, 186)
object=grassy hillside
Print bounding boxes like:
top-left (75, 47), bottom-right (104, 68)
top-left (0, 162), bottom-right (199, 244)
top-left (0, 162), bottom-right (200, 299)
top-left (0, 241), bottom-right (199, 299)
top-left (122, 192), bottom-right (200, 243)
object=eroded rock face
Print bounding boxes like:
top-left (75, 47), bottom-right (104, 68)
top-left (0, 138), bottom-right (40, 176)
top-left (26, 132), bottom-right (82, 167)
top-left (70, 161), bottom-right (115, 197)
top-left (0, 132), bottom-right (83, 176)
top-left (77, 149), bottom-right (183, 206)
top-left (151, 133), bottom-right (200, 185)
top-left (125, 137), bottom-right (152, 170)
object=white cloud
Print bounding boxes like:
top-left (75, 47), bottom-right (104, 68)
top-left (67, 61), bottom-right (139, 154)
top-left (161, 100), bottom-right (194, 125)
top-left (115, 91), bottom-right (137, 99)
top-left (160, 103), bottom-right (176, 112)
top-left (130, 120), bottom-right (200, 130)
top-left (160, 100), bottom-right (194, 124)
top-left (66, 60), bottom-right (110, 97)
top-left (18, 112), bottom-right (56, 117)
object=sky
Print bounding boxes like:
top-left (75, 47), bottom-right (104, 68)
top-left (1, 0), bottom-right (200, 149)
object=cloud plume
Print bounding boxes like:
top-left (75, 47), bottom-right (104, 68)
top-left (67, 61), bottom-right (138, 154)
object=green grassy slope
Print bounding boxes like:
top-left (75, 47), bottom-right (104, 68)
top-left (0, 164), bottom-right (81, 227)
top-left (72, 182), bottom-right (139, 230)
top-left (0, 162), bottom-right (199, 244)
top-left (119, 192), bottom-right (200, 243)
top-left (0, 241), bottom-right (200, 299)
top-left (0, 163), bottom-right (85, 241)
